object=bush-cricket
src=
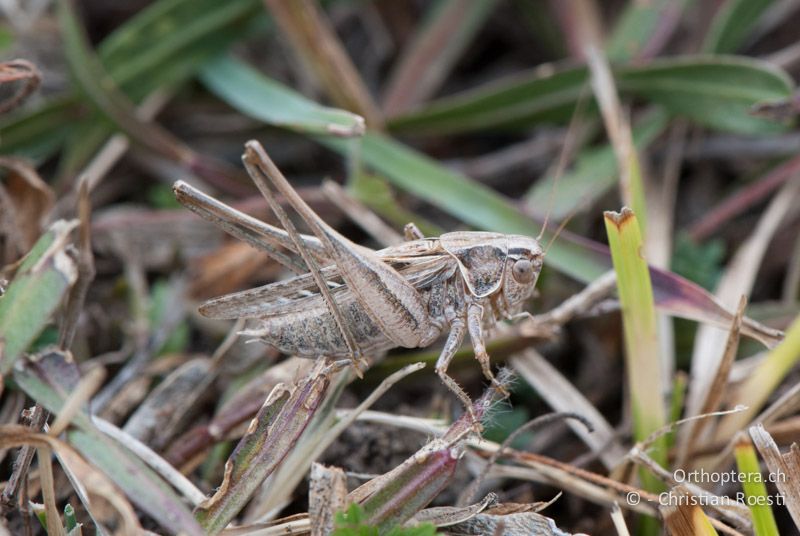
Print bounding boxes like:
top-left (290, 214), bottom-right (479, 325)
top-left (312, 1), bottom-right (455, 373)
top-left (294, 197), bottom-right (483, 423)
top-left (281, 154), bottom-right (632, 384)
top-left (174, 141), bottom-right (553, 422)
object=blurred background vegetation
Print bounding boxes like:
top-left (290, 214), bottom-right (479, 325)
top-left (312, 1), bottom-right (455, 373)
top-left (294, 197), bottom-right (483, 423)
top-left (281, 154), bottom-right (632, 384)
top-left (2, 0), bottom-right (800, 534)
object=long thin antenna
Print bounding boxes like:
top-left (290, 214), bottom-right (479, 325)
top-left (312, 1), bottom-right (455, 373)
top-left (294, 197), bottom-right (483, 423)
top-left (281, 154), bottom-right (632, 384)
top-left (545, 207), bottom-right (576, 256)
top-left (544, 190), bottom-right (596, 256)
top-left (536, 82), bottom-right (592, 243)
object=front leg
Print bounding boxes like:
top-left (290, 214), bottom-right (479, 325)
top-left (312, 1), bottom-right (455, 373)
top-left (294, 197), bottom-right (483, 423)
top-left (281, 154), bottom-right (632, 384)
top-left (404, 222), bottom-right (425, 241)
top-left (467, 301), bottom-right (509, 397)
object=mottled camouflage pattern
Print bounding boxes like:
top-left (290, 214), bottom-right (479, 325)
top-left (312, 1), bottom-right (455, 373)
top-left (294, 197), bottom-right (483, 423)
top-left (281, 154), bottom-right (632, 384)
top-left (235, 233), bottom-right (543, 359)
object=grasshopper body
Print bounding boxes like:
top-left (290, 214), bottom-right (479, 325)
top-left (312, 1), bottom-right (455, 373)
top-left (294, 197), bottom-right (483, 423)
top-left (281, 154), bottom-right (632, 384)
top-left (174, 141), bottom-right (544, 414)
top-left (205, 233), bottom-right (543, 361)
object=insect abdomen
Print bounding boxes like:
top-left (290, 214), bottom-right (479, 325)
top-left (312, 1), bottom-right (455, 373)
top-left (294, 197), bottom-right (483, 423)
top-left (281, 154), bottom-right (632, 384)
top-left (246, 297), bottom-right (394, 358)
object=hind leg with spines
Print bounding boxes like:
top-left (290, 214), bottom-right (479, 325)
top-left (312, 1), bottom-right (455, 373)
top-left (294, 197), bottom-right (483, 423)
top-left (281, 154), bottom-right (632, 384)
top-left (467, 301), bottom-right (509, 397)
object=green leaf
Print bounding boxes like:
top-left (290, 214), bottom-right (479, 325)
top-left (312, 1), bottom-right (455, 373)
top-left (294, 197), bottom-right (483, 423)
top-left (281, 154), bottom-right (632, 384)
top-left (0, 97), bottom-right (78, 160)
top-left (63, 503), bottom-right (78, 532)
top-left (57, 0), bottom-right (249, 196)
top-left (56, 118), bottom-right (116, 180)
top-left (0, 221), bottom-right (77, 373)
top-left (32, 506), bottom-right (47, 531)
top-left (0, 24), bottom-right (14, 52)
top-left (672, 233), bottom-right (726, 291)
top-left (606, 0), bottom-right (689, 62)
top-left (199, 55), bottom-right (365, 136)
top-left (616, 56), bottom-right (792, 134)
top-left (147, 183), bottom-right (184, 210)
top-left (604, 208), bottom-right (666, 491)
top-left (349, 173), bottom-right (444, 237)
top-left (334, 503), bottom-right (372, 534)
top-left (57, 0), bottom-right (178, 155)
top-left (388, 64), bottom-right (588, 135)
top-left (703, 0), bottom-right (775, 54)
top-left (13, 357), bottom-right (204, 536)
top-left (148, 279), bottom-right (189, 355)
top-left (333, 504), bottom-right (440, 536)
top-left (98, 0), bottom-right (264, 100)
top-left (389, 56), bottom-right (793, 135)
top-left (482, 405), bottom-right (532, 448)
top-left (0, 0), bottom-right (263, 161)
top-left (720, 313), bottom-right (800, 435)
top-left (734, 438), bottom-right (780, 536)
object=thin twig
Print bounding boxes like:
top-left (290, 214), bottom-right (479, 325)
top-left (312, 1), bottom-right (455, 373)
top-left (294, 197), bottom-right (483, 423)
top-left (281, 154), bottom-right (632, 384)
top-left (688, 153), bottom-right (800, 241)
top-left (460, 411), bottom-right (592, 505)
top-left (92, 277), bottom-right (186, 411)
top-left (1, 406), bottom-right (47, 509)
top-left (321, 179), bottom-right (403, 247)
top-left (36, 446), bottom-right (66, 536)
top-left (48, 366), bottom-right (106, 437)
top-left (93, 417), bottom-right (207, 506)
top-left (58, 178), bottom-right (96, 349)
top-left (328, 362), bottom-right (426, 440)
top-left (677, 295), bottom-right (746, 465)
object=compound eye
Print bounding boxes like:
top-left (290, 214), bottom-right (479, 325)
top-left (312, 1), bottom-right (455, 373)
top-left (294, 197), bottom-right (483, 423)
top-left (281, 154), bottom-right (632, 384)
top-left (512, 259), bottom-right (534, 284)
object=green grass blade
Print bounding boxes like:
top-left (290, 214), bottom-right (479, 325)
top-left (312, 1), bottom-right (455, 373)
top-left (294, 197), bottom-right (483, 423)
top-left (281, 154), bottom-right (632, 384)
top-left (719, 313), bottom-right (800, 436)
top-left (0, 0), bottom-right (263, 162)
top-left (13, 358), bottom-right (205, 536)
top-left (99, 0), bottom-right (263, 99)
top-left (604, 208), bottom-right (667, 487)
top-left (57, 0), bottom-right (249, 195)
top-left (0, 97), bottom-right (78, 160)
top-left (606, 0), bottom-right (689, 61)
top-left (199, 55), bottom-right (365, 136)
top-left (0, 221), bottom-right (77, 373)
top-left (616, 55), bottom-right (792, 134)
top-left (63, 503), bottom-right (78, 533)
top-left (667, 373), bottom-right (687, 449)
top-left (56, 0), bottom-right (182, 162)
top-left (349, 172), bottom-right (444, 237)
top-left (69, 429), bottom-right (204, 534)
top-left (585, 45), bottom-right (649, 232)
top-left (388, 64), bottom-right (588, 135)
top-left (389, 56), bottom-right (792, 136)
top-left (734, 436), bottom-right (780, 536)
top-left (703, 0), bottom-right (775, 54)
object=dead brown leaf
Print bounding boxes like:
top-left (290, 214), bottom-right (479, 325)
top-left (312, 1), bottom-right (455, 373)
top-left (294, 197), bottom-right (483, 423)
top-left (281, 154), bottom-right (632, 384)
top-left (0, 60), bottom-right (41, 114)
top-left (0, 157), bottom-right (54, 264)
